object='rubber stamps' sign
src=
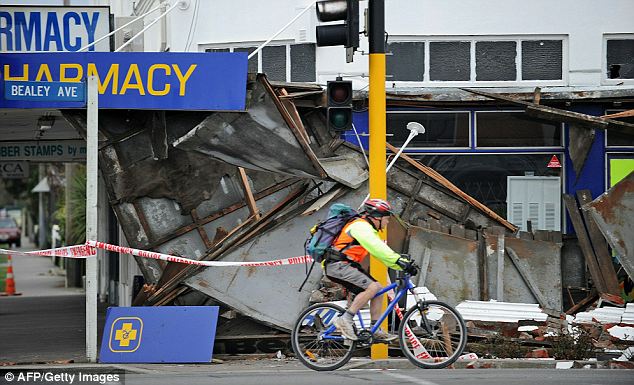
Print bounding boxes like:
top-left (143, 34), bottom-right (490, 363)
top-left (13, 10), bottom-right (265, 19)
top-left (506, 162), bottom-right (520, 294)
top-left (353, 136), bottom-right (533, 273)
top-left (0, 52), bottom-right (248, 110)
top-left (0, 140), bottom-right (86, 161)
top-left (0, 6), bottom-right (110, 52)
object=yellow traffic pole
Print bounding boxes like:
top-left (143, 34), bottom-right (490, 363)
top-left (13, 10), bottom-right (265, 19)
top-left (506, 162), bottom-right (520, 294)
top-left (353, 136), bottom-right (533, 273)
top-left (368, 0), bottom-right (388, 360)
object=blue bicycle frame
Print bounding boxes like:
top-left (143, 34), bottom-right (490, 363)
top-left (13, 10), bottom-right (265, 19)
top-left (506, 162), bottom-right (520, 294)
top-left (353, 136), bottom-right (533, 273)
top-left (322, 275), bottom-right (416, 341)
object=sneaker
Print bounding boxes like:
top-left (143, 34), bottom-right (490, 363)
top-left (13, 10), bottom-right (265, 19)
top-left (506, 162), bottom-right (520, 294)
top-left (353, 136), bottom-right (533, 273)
top-left (373, 329), bottom-right (398, 343)
top-left (334, 317), bottom-right (358, 341)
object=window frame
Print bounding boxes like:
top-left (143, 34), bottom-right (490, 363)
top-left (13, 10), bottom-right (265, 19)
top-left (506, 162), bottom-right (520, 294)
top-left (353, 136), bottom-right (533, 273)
top-left (386, 110), bottom-right (472, 150)
top-left (386, 35), bottom-right (568, 87)
top-left (474, 110), bottom-right (565, 150)
top-left (604, 109), bottom-right (634, 149)
top-left (199, 40), bottom-right (316, 82)
top-left (602, 34), bottom-right (634, 85)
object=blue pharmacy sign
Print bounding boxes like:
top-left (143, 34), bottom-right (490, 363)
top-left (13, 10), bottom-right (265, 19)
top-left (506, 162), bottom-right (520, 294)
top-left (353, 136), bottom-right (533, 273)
top-left (4, 81), bottom-right (85, 102)
top-left (99, 306), bottom-right (219, 363)
top-left (0, 52), bottom-right (248, 110)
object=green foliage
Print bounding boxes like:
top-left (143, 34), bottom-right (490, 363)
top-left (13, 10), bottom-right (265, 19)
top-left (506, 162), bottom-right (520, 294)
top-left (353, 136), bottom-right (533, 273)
top-left (481, 335), bottom-right (524, 359)
top-left (550, 326), bottom-right (595, 360)
top-left (54, 165), bottom-right (87, 245)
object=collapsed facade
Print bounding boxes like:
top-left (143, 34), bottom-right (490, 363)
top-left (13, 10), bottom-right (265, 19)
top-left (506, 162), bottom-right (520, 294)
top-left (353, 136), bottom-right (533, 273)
top-left (62, 74), bottom-right (607, 332)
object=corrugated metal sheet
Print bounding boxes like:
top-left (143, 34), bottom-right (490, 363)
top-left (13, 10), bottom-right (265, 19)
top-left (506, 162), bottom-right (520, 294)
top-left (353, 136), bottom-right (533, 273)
top-left (620, 303), bottom-right (634, 325)
top-left (455, 300), bottom-right (547, 322)
top-left (586, 172), bottom-right (634, 282)
top-left (573, 306), bottom-right (624, 324)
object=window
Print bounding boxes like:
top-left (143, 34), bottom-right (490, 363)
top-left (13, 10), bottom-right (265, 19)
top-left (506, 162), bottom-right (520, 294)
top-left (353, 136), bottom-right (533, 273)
top-left (204, 43), bottom-right (316, 82)
top-left (429, 41), bottom-right (470, 81)
top-left (414, 154), bottom-right (561, 219)
top-left (606, 38), bottom-right (634, 80)
top-left (234, 47), bottom-right (258, 73)
top-left (605, 110), bottom-right (634, 147)
top-left (476, 41), bottom-right (516, 81)
top-left (521, 40), bottom-right (563, 80)
top-left (385, 36), bottom-right (565, 85)
top-left (476, 111), bottom-right (562, 147)
top-left (387, 42), bottom-right (424, 81)
top-left (262, 45), bottom-right (286, 81)
top-left (290, 44), bottom-right (317, 82)
top-left (387, 112), bottom-right (470, 148)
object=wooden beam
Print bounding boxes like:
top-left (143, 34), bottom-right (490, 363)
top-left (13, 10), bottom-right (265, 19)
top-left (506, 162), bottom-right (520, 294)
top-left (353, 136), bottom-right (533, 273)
top-left (576, 190), bottom-right (621, 295)
top-left (533, 87), bottom-right (541, 105)
top-left (238, 167), bottom-right (261, 220)
top-left (565, 291), bottom-right (599, 315)
top-left (496, 234), bottom-right (505, 301)
top-left (602, 109), bottom-right (634, 119)
top-left (462, 88), bottom-right (634, 134)
top-left (563, 194), bottom-right (608, 293)
top-left (387, 143), bottom-right (517, 232)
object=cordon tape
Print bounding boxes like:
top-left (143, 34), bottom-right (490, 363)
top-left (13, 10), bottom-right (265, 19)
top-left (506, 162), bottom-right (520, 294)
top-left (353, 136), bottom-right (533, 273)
top-left (0, 240), bottom-right (313, 268)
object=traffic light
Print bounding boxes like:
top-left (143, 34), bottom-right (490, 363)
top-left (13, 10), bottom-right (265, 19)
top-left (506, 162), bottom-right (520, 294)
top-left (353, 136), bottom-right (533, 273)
top-left (315, 0), bottom-right (359, 49)
top-left (326, 79), bottom-right (353, 131)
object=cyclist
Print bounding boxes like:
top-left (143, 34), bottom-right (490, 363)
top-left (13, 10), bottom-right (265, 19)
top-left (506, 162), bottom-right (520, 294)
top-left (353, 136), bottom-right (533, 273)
top-left (324, 198), bottom-right (417, 342)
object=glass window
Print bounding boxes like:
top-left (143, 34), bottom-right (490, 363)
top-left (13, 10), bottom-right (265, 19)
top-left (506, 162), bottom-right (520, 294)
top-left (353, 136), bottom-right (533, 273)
top-left (606, 39), bottom-right (634, 79)
top-left (476, 111), bottom-right (562, 147)
top-left (387, 42), bottom-right (425, 81)
top-left (387, 112), bottom-right (470, 148)
top-left (290, 44), bottom-right (316, 82)
top-left (521, 40), bottom-right (563, 80)
top-left (605, 111), bottom-right (634, 146)
top-left (429, 42), bottom-right (470, 81)
top-left (234, 47), bottom-right (258, 73)
top-left (476, 41), bottom-right (516, 81)
top-left (262, 45), bottom-right (286, 81)
top-left (414, 154), bottom-right (560, 218)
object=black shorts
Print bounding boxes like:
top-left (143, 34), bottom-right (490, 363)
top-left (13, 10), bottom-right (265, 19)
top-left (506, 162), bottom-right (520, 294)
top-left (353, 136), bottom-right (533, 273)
top-left (325, 261), bottom-right (377, 295)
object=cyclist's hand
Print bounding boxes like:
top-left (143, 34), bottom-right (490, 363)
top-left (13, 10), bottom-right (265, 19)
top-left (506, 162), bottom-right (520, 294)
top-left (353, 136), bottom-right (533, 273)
top-left (405, 262), bottom-right (419, 276)
top-left (396, 257), bottom-right (418, 276)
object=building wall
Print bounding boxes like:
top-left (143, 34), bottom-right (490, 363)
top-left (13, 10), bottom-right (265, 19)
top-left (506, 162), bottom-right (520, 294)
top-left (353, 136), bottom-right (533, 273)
top-left (123, 0), bottom-right (634, 88)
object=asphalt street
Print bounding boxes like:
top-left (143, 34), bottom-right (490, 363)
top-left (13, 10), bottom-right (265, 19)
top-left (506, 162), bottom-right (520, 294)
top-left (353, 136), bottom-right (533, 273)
top-left (63, 367), bottom-right (634, 385)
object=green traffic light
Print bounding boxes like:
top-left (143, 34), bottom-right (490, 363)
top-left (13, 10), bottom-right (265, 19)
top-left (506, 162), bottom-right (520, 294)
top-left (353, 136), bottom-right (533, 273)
top-left (330, 110), bottom-right (349, 129)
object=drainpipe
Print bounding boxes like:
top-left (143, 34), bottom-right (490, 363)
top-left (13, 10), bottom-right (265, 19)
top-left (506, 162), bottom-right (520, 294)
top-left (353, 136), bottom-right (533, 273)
top-left (160, 0), bottom-right (168, 51)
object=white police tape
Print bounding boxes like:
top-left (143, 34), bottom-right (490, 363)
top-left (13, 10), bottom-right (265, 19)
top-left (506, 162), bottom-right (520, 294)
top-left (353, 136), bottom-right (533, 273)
top-left (0, 241), bottom-right (312, 268)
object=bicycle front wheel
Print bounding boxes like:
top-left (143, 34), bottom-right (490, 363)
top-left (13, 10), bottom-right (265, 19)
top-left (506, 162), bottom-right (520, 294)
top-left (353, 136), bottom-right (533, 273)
top-left (398, 300), bottom-right (467, 369)
top-left (291, 303), bottom-right (355, 371)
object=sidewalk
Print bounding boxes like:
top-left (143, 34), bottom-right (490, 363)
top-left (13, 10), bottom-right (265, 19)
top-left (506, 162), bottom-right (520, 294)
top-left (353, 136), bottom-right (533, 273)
top-left (0, 237), bottom-right (104, 364)
top-left (7, 238), bottom-right (83, 297)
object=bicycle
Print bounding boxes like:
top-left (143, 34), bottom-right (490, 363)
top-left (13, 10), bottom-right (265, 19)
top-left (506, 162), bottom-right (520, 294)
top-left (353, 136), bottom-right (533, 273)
top-left (291, 265), bottom-right (467, 371)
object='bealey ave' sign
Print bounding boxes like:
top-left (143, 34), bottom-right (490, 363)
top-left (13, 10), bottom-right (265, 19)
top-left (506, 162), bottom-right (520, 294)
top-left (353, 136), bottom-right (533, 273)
top-left (0, 52), bottom-right (248, 110)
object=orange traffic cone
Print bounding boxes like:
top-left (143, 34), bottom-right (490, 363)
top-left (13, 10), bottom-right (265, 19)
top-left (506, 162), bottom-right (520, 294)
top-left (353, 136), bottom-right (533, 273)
top-left (1, 255), bottom-right (21, 296)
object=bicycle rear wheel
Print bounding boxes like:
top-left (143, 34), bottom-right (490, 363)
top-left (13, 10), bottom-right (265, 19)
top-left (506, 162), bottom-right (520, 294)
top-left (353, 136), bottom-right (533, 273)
top-left (291, 303), bottom-right (356, 371)
top-left (398, 300), bottom-right (467, 369)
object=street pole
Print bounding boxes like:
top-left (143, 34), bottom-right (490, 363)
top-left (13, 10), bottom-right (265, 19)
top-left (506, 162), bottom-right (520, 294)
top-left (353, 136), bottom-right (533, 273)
top-left (368, 0), bottom-right (388, 360)
top-left (86, 75), bottom-right (98, 362)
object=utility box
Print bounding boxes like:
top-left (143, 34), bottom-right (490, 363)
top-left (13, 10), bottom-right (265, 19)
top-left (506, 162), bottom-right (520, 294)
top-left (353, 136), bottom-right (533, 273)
top-left (507, 176), bottom-right (561, 231)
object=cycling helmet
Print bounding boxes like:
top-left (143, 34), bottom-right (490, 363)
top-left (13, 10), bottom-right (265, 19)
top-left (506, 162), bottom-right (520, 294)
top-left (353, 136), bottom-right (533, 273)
top-left (363, 198), bottom-right (393, 218)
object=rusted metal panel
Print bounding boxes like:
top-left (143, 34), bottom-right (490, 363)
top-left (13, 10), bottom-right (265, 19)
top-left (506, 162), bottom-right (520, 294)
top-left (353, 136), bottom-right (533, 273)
top-left (502, 238), bottom-right (562, 311)
top-left (568, 124), bottom-right (596, 176)
top-left (586, 172), bottom-right (634, 281)
top-left (407, 226), bottom-right (480, 306)
top-left (172, 76), bottom-right (326, 179)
